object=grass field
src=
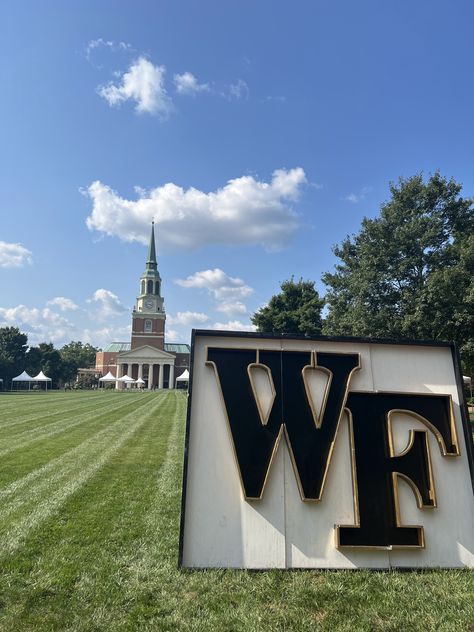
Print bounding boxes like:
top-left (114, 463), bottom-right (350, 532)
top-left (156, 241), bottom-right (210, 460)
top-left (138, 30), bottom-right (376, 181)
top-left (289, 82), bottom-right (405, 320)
top-left (0, 391), bottom-right (472, 631)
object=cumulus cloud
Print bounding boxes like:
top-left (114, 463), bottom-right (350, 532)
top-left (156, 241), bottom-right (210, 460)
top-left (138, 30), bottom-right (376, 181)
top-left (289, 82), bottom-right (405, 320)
top-left (87, 289), bottom-right (127, 321)
top-left (174, 71), bottom-right (209, 95)
top-left (97, 57), bottom-right (172, 117)
top-left (212, 320), bottom-right (256, 332)
top-left (176, 268), bottom-right (253, 318)
top-left (176, 269), bottom-right (253, 300)
top-left (81, 324), bottom-right (131, 348)
top-left (86, 168), bottom-right (306, 252)
top-left (0, 241), bottom-right (32, 268)
top-left (47, 297), bottom-right (79, 312)
top-left (216, 301), bottom-right (247, 317)
top-left (167, 311), bottom-right (210, 326)
top-left (0, 305), bottom-right (73, 345)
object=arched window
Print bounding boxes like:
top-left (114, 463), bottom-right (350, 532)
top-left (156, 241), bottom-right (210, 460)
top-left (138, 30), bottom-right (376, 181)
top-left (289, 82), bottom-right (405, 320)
top-left (141, 280), bottom-right (145, 294)
top-left (144, 319), bottom-right (152, 333)
top-left (155, 281), bottom-right (160, 295)
top-left (147, 280), bottom-right (153, 294)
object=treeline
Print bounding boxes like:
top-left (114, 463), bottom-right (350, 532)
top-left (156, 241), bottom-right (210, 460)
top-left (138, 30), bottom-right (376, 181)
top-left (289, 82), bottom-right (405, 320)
top-left (252, 173), bottom-right (474, 375)
top-left (0, 331), bottom-right (99, 387)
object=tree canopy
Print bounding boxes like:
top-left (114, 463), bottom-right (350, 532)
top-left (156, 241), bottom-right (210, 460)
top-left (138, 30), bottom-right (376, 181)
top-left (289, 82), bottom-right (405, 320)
top-left (0, 327), bottom-right (28, 383)
top-left (0, 329), bottom-right (100, 386)
top-left (322, 173), bottom-right (474, 372)
top-left (251, 278), bottom-right (324, 336)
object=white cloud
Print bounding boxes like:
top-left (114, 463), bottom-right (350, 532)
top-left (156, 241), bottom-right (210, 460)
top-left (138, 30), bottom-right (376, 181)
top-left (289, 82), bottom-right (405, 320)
top-left (86, 38), bottom-right (132, 61)
top-left (176, 269), bottom-right (253, 300)
top-left (47, 297), bottom-right (79, 312)
top-left (0, 241), bottom-right (32, 268)
top-left (87, 289), bottom-right (127, 321)
top-left (0, 305), bottom-right (73, 345)
top-left (86, 168), bottom-right (306, 252)
top-left (228, 79), bottom-right (249, 100)
top-left (81, 324), bottom-right (131, 349)
top-left (174, 71), bottom-right (209, 95)
top-left (97, 57), bottom-right (172, 117)
top-left (212, 320), bottom-right (256, 332)
top-left (344, 186), bottom-right (372, 204)
top-left (216, 301), bottom-right (247, 317)
top-left (176, 268), bottom-right (253, 317)
top-left (167, 311), bottom-right (210, 326)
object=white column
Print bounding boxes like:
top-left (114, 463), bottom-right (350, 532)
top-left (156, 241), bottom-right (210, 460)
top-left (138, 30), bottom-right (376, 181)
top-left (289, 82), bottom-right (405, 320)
top-left (138, 363), bottom-right (143, 379)
top-left (169, 364), bottom-right (174, 389)
top-left (116, 363), bottom-right (121, 390)
top-left (158, 363), bottom-right (164, 389)
top-left (148, 364), bottom-right (154, 390)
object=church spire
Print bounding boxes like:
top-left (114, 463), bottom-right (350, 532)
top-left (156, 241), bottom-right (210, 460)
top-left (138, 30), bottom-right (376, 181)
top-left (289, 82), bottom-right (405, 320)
top-left (146, 221), bottom-right (157, 271)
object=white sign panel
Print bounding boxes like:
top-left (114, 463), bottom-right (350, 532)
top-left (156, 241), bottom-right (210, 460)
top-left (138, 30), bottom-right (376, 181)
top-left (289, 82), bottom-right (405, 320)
top-left (180, 332), bottom-right (474, 569)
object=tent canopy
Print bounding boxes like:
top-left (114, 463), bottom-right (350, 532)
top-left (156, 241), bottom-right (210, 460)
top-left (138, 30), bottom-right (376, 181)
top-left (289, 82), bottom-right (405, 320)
top-left (118, 374), bottom-right (135, 383)
top-left (12, 371), bottom-right (33, 381)
top-left (32, 371), bottom-right (51, 381)
top-left (176, 369), bottom-right (190, 382)
top-left (99, 371), bottom-right (117, 382)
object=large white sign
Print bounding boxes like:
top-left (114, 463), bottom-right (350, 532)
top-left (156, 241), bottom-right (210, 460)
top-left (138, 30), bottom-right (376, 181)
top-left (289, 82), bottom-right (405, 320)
top-left (180, 332), bottom-right (474, 569)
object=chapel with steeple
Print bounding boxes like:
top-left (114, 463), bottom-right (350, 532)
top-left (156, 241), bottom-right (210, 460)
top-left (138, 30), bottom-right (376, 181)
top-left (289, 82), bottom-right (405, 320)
top-left (94, 223), bottom-right (190, 389)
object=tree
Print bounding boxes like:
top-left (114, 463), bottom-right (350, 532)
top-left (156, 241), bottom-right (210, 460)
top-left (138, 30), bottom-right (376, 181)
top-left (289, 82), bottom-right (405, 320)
top-left (252, 278), bottom-right (324, 335)
top-left (60, 341), bottom-right (99, 383)
top-left (25, 343), bottom-right (64, 385)
top-left (0, 327), bottom-right (28, 383)
top-left (322, 173), bottom-right (474, 372)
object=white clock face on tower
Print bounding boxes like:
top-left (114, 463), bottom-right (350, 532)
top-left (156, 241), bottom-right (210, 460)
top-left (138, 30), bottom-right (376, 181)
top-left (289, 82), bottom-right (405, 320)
top-left (144, 299), bottom-right (154, 310)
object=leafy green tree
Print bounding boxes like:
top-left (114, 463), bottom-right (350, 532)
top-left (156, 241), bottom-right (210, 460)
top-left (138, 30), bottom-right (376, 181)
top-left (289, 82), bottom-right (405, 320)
top-left (322, 173), bottom-right (474, 372)
top-left (252, 278), bottom-right (324, 335)
top-left (0, 327), bottom-right (28, 384)
top-left (25, 343), bottom-right (63, 386)
top-left (60, 341), bottom-right (99, 383)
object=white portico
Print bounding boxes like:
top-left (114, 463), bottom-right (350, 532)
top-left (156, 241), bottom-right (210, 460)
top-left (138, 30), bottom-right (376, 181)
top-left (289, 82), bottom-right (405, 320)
top-left (116, 345), bottom-right (176, 390)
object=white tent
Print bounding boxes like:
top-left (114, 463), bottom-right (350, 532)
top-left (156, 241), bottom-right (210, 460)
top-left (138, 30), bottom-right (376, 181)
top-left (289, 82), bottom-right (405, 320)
top-left (99, 371), bottom-right (117, 387)
top-left (176, 369), bottom-right (190, 389)
top-left (100, 371), bottom-right (116, 382)
top-left (11, 370), bottom-right (34, 391)
top-left (136, 377), bottom-right (145, 389)
top-left (118, 374), bottom-right (135, 382)
top-left (32, 371), bottom-right (52, 390)
top-left (118, 374), bottom-right (135, 389)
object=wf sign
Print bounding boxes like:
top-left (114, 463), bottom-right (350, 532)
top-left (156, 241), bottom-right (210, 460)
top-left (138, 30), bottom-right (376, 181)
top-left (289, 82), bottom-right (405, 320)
top-left (180, 332), bottom-right (474, 569)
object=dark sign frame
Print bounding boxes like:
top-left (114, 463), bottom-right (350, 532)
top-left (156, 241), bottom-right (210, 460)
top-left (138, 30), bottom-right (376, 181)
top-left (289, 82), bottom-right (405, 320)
top-left (178, 330), bottom-right (474, 568)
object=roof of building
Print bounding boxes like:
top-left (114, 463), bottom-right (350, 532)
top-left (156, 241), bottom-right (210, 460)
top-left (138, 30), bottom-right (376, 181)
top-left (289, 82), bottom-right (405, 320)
top-left (164, 343), bottom-right (191, 354)
top-left (103, 342), bottom-right (190, 354)
top-left (103, 342), bottom-right (131, 353)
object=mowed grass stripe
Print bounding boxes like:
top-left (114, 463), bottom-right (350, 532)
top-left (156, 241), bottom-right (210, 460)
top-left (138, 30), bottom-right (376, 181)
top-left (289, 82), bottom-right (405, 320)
top-left (0, 394), bottom-right (159, 500)
top-left (0, 395), bottom-right (155, 491)
top-left (0, 393), bottom-right (162, 515)
top-left (0, 394), bottom-right (151, 459)
top-left (0, 392), bottom-right (117, 431)
top-left (0, 392), bottom-right (105, 420)
top-left (0, 393), bottom-right (170, 557)
top-left (0, 392), bottom-right (180, 631)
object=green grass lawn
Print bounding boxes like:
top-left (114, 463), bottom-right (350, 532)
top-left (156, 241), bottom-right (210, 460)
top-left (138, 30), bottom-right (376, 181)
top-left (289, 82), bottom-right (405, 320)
top-left (0, 391), bottom-right (472, 631)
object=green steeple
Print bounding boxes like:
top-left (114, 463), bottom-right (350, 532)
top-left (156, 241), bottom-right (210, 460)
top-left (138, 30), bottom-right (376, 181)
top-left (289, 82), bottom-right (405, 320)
top-left (146, 222), bottom-right (157, 271)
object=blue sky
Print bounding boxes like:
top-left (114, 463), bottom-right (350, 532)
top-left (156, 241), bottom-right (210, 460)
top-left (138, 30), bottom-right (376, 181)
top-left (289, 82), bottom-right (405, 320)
top-left (1, 0), bottom-right (473, 348)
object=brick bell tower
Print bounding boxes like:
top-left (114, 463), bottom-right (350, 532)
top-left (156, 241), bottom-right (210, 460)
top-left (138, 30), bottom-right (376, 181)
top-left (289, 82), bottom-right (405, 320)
top-left (131, 222), bottom-right (166, 350)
